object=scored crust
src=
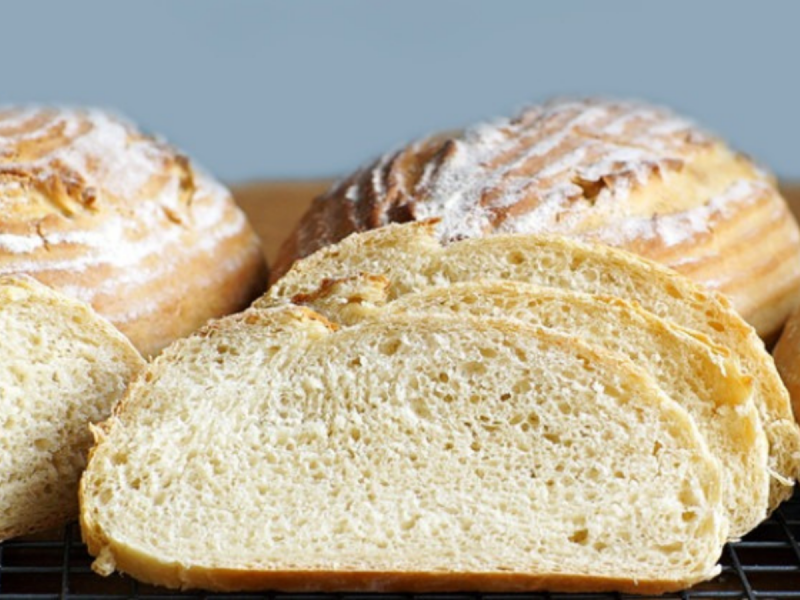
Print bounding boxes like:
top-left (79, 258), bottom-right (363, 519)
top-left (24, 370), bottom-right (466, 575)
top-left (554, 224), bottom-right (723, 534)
top-left (272, 98), bottom-right (800, 340)
top-left (0, 107), bottom-right (268, 357)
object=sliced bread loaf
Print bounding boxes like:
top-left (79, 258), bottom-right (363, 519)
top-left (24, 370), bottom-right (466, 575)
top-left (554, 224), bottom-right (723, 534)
top-left (290, 275), bottom-right (768, 539)
top-left (271, 98), bottom-right (800, 342)
top-left (264, 221), bottom-right (800, 508)
top-left (0, 275), bottom-right (144, 540)
top-left (80, 305), bottom-right (727, 594)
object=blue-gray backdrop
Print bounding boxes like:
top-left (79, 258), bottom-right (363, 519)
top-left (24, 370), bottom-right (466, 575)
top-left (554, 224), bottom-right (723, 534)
top-left (2, 0), bottom-right (796, 181)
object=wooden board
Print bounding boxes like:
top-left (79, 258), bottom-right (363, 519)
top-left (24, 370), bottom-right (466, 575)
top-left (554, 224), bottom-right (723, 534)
top-left (232, 180), bottom-right (800, 268)
top-left (232, 180), bottom-right (331, 266)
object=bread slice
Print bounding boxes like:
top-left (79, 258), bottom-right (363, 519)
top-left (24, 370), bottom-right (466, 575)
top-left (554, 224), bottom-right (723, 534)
top-left (80, 305), bottom-right (727, 594)
top-left (290, 275), bottom-right (768, 539)
top-left (264, 221), bottom-right (800, 508)
top-left (0, 275), bottom-right (144, 540)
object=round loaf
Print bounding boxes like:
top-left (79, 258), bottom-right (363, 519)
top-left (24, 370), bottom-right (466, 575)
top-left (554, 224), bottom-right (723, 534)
top-left (273, 98), bottom-right (800, 340)
top-left (0, 107), bottom-right (268, 357)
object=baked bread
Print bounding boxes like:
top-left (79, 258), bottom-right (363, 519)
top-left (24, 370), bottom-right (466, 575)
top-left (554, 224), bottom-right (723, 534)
top-left (0, 275), bottom-right (144, 540)
top-left (290, 275), bottom-right (767, 538)
top-left (273, 98), bottom-right (800, 341)
top-left (80, 305), bottom-right (727, 593)
top-left (0, 106), bottom-right (268, 357)
top-left (265, 221), bottom-right (800, 508)
top-left (773, 306), bottom-right (800, 421)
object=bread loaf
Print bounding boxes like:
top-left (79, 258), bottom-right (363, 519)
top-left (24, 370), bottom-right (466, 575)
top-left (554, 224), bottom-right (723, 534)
top-left (0, 275), bottom-right (143, 540)
top-left (273, 98), bottom-right (800, 341)
top-left (290, 275), bottom-right (768, 538)
top-left (80, 305), bottom-right (727, 593)
top-left (265, 221), bottom-right (800, 508)
top-left (0, 107), bottom-right (268, 357)
top-left (773, 306), bottom-right (800, 421)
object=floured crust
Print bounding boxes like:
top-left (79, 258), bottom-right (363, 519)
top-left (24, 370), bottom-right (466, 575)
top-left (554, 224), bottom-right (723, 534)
top-left (0, 107), bottom-right (268, 357)
top-left (272, 98), bottom-right (800, 340)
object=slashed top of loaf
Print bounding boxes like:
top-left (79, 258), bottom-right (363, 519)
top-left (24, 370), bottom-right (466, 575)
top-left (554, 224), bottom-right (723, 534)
top-left (293, 97), bottom-right (772, 258)
top-left (0, 107), bottom-right (226, 222)
top-left (0, 107), bottom-right (251, 323)
top-left (272, 98), bottom-right (800, 343)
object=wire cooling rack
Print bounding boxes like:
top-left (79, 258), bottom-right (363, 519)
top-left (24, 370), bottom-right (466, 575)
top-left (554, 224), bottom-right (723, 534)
top-left (2, 489), bottom-right (800, 600)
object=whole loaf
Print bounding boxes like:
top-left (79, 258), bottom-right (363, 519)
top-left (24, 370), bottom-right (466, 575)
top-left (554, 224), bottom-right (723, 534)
top-left (0, 107), bottom-right (268, 357)
top-left (273, 98), bottom-right (800, 340)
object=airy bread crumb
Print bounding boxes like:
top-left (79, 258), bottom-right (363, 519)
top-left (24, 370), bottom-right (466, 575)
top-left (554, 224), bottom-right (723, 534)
top-left (80, 305), bottom-right (727, 593)
top-left (265, 222), bottom-right (800, 508)
top-left (0, 275), bottom-right (144, 540)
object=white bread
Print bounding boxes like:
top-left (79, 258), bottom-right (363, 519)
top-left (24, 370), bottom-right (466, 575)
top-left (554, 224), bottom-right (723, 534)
top-left (0, 275), bottom-right (144, 540)
top-left (265, 221), bottom-right (800, 508)
top-left (272, 98), bottom-right (800, 341)
top-left (289, 275), bottom-right (767, 538)
top-left (0, 106), bottom-right (268, 357)
top-left (80, 305), bottom-right (727, 593)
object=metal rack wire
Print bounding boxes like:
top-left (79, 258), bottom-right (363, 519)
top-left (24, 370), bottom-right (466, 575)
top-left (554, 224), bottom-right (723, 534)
top-left (2, 489), bottom-right (800, 600)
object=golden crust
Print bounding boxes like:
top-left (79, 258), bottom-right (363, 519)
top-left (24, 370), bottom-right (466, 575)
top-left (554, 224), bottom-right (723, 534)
top-left (272, 98), bottom-right (800, 340)
top-left (77, 521), bottom-right (715, 596)
top-left (774, 307), bottom-right (800, 421)
top-left (0, 107), bottom-right (268, 356)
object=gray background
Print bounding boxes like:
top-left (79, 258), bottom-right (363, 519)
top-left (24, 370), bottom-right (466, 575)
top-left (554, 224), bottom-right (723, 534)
top-left (2, 0), bottom-right (798, 182)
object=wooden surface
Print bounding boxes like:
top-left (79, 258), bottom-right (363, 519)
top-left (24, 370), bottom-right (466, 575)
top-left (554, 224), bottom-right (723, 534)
top-left (232, 180), bottom-right (800, 269)
top-left (233, 180), bottom-right (331, 266)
